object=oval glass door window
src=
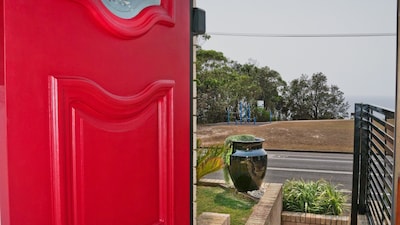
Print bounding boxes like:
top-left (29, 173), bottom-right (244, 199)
top-left (102, 0), bottom-right (161, 19)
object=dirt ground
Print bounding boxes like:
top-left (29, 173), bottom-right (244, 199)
top-left (196, 120), bottom-right (354, 153)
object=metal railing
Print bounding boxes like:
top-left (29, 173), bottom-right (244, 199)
top-left (351, 103), bottom-right (395, 225)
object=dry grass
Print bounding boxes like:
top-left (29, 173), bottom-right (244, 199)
top-left (197, 120), bottom-right (354, 153)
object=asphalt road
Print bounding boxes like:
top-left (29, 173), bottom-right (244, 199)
top-left (204, 150), bottom-right (354, 194)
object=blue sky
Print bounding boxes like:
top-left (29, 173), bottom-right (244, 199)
top-left (196, 0), bottom-right (397, 106)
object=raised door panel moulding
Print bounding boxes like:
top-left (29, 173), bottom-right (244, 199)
top-left (71, 0), bottom-right (174, 38)
top-left (49, 76), bottom-right (175, 225)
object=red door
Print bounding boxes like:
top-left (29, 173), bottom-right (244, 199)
top-left (0, 1), bottom-right (192, 224)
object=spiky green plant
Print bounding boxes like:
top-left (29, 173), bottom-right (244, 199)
top-left (317, 182), bottom-right (346, 215)
top-left (283, 179), bottom-right (346, 215)
top-left (196, 139), bottom-right (227, 182)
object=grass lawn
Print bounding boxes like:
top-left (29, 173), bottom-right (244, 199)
top-left (197, 185), bottom-right (256, 225)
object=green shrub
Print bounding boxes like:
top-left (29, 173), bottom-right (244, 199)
top-left (224, 134), bottom-right (256, 146)
top-left (283, 179), bottom-right (346, 215)
top-left (255, 108), bottom-right (270, 122)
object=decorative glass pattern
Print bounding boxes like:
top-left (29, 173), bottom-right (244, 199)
top-left (102, 0), bottom-right (161, 19)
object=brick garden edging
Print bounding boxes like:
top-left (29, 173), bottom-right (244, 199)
top-left (281, 211), bottom-right (350, 225)
top-left (245, 183), bottom-right (282, 225)
top-left (198, 212), bottom-right (230, 225)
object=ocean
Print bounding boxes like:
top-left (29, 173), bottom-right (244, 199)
top-left (346, 95), bottom-right (395, 116)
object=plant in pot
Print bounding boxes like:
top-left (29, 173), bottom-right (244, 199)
top-left (223, 134), bottom-right (268, 192)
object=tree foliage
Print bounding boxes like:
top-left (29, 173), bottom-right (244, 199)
top-left (196, 49), bottom-right (232, 123)
top-left (285, 73), bottom-right (349, 119)
top-left (196, 47), bottom-right (349, 122)
top-left (196, 49), bottom-right (287, 123)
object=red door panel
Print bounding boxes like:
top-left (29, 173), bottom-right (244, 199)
top-left (0, 0), bottom-right (191, 224)
top-left (50, 78), bottom-right (175, 225)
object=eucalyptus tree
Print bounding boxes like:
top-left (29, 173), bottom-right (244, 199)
top-left (232, 62), bottom-right (287, 121)
top-left (309, 72), bottom-right (330, 119)
top-left (197, 50), bottom-right (266, 123)
top-left (286, 75), bottom-right (313, 120)
top-left (324, 85), bottom-right (349, 119)
top-left (196, 49), bottom-right (232, 123)
top-left (284, 73), bottom-right (349, 120)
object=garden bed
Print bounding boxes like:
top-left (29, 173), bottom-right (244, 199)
top-left (281, 211), bottom-right (350, 225)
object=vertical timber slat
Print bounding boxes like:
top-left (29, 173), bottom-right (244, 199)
top-left (351, 103), bottom-right (362, 225)
top-left (395, 1), bottom-right (400, 224)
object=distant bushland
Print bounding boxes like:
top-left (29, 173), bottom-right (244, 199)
top-left (196, 48), bottom-right (349, 123)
